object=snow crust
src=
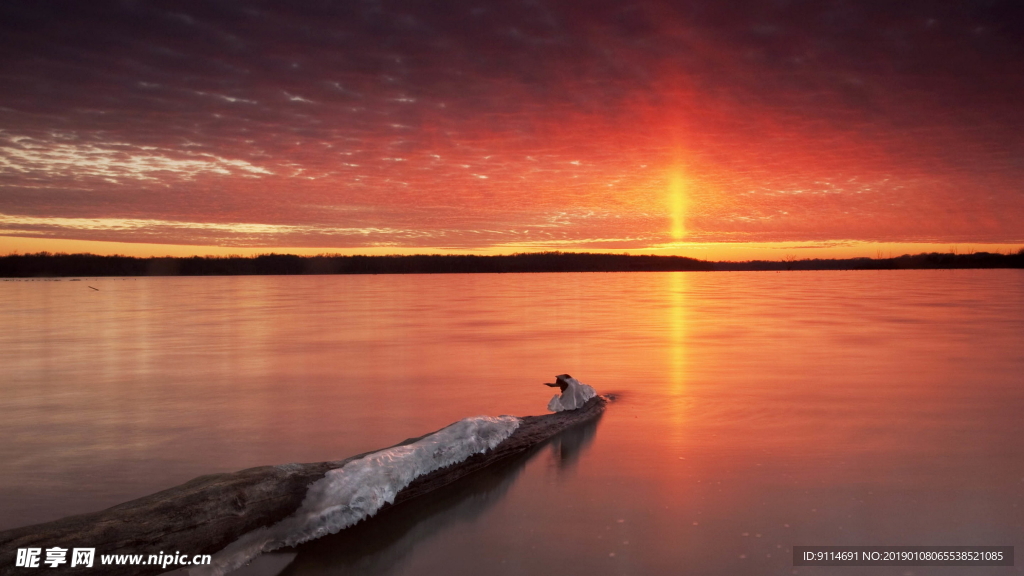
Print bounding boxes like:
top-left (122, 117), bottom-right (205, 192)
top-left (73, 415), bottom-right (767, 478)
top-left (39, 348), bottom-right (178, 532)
top-left (547, 376), bottom-right (597, 412)
top-left (194, 415), bottom-right (520, 576)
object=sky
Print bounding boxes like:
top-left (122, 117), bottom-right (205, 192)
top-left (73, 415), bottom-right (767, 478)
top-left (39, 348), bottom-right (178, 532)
top-left (1, 0), bottom-right (1023, 259)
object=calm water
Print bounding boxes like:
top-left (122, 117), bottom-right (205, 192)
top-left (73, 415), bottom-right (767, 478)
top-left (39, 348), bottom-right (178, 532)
top-left (1, 270), bottom-right (1023, 575)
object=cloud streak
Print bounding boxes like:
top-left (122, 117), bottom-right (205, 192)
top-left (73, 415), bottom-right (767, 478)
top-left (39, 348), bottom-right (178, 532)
top-left (0, 134), bottom-right (272, 182)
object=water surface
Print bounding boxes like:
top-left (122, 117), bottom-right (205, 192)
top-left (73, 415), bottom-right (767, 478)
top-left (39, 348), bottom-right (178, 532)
top-left (2, 270), bottom-right (1022, 575)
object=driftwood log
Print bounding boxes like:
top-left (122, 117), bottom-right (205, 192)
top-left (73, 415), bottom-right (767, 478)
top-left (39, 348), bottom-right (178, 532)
top-left (0, 397), bottom-right (606, 576)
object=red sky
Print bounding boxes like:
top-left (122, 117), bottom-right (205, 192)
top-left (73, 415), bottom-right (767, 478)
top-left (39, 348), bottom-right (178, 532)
top-left (1, 1), bottom-right (1022, 259)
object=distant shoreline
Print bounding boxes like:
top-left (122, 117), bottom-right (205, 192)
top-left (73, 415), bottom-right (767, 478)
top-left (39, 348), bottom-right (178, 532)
top-left (1, 251), bottom-right (1022, 277)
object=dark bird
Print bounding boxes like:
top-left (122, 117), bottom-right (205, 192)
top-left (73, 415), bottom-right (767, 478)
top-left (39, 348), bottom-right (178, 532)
top-left (543, 374), bottom-right (574, 393)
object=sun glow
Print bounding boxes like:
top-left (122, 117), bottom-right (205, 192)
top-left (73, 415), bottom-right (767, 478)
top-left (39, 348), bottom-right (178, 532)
top-left (668, 171), bottom-right (688, 240)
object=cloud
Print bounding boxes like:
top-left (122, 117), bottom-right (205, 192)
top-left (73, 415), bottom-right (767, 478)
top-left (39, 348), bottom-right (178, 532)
top-left (0, 213), bottom-right (427, 247)
top-left (0, 134), bottom-right (272, 182)
top-left (0, 0), bottom-right (1021, 250)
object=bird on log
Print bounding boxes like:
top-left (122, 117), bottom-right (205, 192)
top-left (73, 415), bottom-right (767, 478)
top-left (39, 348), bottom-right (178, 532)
top-left (544, 374), bottom-right (597, 412)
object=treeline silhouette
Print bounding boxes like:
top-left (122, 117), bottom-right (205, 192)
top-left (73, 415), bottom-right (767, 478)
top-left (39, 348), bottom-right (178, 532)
top-left (1, 250), bottom-right (1021, 277)
top-left (0, 252), bottom-right (713, 277)
top-left (715, 251), bottom-right (1024, 271)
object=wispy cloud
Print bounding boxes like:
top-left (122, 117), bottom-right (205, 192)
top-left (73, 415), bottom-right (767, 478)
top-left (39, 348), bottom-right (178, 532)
top-left (0, 134), bottom-right (272, 182)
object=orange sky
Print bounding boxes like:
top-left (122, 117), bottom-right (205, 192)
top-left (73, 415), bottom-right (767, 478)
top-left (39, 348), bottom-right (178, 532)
top-left (1, 1), bottom-right (1022, 259)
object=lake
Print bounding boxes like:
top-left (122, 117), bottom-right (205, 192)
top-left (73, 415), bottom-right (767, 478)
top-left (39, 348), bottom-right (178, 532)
top-left (1, 270), bottom-right (1022, 575)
